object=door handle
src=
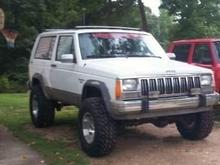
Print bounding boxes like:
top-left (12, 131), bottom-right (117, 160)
top-left (51, 64), bottom-right (57, 67)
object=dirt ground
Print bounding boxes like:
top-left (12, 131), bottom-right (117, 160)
top-left (26, 121), bottom-right (220, 165)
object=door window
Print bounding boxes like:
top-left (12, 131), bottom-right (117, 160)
top-left (192, 44), bottom-right (212, 64)
top-left (173, 44), bottom-right (190, 62)
top-left (214, 41), bottom-right (220, 62)
top-left (56, 36), bottom-right (74, 61)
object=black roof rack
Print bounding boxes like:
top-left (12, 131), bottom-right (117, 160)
top-left (75, 26), bottom-right (141, 31)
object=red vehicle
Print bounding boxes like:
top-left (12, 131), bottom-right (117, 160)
top-left (168, 38), bottom-right (220, 93)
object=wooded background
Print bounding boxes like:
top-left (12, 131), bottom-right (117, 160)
top-left (1, 0), bottom-right (220, 92)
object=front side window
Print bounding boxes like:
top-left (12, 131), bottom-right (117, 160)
top-left (56, 36), bottom-right (74, 61)
top-left (35, 36), bottom-right (56, 60)
top-left (214, 41), bottom-right (220, 62)
top-left (78, 32), bottom-right (166, 59)
top-left (192, 44), bottom-right (212, 64)
top-left (173, 44), bottom-right (190, 62)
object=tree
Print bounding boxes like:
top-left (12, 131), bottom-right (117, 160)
top-left (0, 0), bottom-right (82, 92)
top-left (1, 0), bottom-right (81, 49)
top-left (0, 0), bottom-right (171, 92)
top-left (138, 0), bottom-right (148, 32)
top-left (82, 0), bottom-right (136, 26)
top-left (160, 0), bottom-right (220, 39)
top-left (157, 9), bottom-right (174, 48)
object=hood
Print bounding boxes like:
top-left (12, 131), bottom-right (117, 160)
top-left (81, 57), bottom-right (213, 79)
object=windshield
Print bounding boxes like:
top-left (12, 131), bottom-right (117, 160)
top-left (78, 32), bottom-right (166, 59)
top-left (214, 41), bottom-right (220, 62)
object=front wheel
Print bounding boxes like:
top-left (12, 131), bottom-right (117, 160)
top-left (176, 111), bottom-right (214, 140)
top-left (79, 97), bottom-right (117, 157)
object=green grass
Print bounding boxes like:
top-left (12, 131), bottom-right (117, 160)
top-left (0, 93), bottom-right (89, 165)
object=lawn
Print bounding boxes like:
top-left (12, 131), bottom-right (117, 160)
top-left (0, 93), bottom-right (89, 165)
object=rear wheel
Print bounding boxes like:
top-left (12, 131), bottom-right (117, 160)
top-left (176, 111), bottom-right (213, 140)
top-left (79, 97), bottom-right (117, 157)
top-left (30, 85), bottom-right (55, 128)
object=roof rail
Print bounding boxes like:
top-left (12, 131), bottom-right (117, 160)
top-left (43, 26), bottom-right (141, 32)
top-left (44, 29), bottom-right (72, 32)
top-left (75, 26), bottom-right (141, 31)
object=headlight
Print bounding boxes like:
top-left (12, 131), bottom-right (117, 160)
top-left (201, 75), bottom-right (212, 86)
top-left (122, 79), bottom-right (138, 91)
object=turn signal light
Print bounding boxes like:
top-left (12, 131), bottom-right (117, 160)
top-left (115, 80), bottom-right (122, 99)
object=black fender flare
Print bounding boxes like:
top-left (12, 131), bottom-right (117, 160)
top-left (31, 73), bottom-right (49, 98)
top-left (82, 80), bottom-right (112, 115)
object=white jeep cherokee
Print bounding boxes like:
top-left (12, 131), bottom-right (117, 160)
top-left (28, 26), bottom-right (219, 157)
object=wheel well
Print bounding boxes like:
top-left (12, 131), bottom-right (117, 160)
top-left (32, 78), bottom-right (41, 87)
top-left (31, 77), bottom-right (49, 99)
top-left (82, 86), bottom-right (102, 100)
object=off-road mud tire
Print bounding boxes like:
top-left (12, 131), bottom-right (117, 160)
top-left (79, 97), bottom-right (117, 157)
top-left (176, 111), bottom-right (213, 140)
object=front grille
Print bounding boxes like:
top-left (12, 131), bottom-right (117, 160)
top-left (141, 76), bottom-right (201, 96)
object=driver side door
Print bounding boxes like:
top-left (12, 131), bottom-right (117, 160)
top-left (49, 34), bottom-right (80, 105)
top-left (191, 43), bottom-right (213, 70)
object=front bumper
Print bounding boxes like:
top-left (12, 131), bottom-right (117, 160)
top-left (111, 92), bottom-right (219, 120)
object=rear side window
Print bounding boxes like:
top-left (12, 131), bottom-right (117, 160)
top-left (173, 44), bottom-right (190, 62)
top-left (35, 36), bottom-right (56, 60)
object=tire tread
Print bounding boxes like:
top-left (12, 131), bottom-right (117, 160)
top-left (79, 97), bottom-right (117, 157)
top-left (176, 111), bottom-right (213, 140)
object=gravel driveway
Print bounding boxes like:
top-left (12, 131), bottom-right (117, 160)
top-left (91, 123), bottom-right (220, 165)
top-left (3, 121), bottom-right (220, 165)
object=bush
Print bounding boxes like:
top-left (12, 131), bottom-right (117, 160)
top-left (8, 80), bottom-right (27, 93)
top-left (0, 47), bottom-right (29, 93)
top-left (0, 74), bottom-right (28, 93)
top-left (0, 76), bottom-right (10, 92)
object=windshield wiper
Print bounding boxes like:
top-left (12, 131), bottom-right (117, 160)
top-left (147, 55), bottom-right (162, 59)
top-left (86, 54), bottom-right (161, 59)
top-left (127, 54), bottom-right (162, 58)
top-left (86, 55), bottom-right (121, 59)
